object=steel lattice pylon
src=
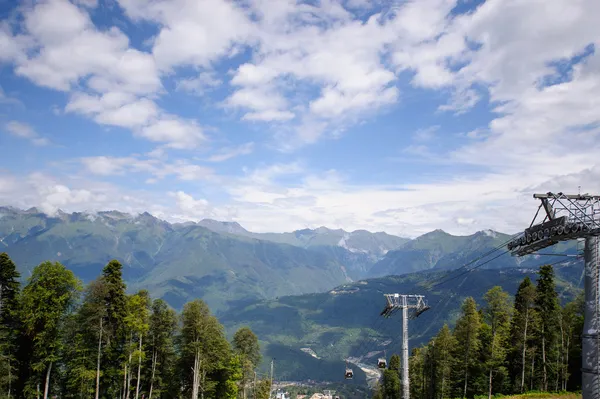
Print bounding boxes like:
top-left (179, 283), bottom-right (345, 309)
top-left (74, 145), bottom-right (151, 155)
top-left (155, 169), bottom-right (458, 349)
top-left (380, 294), bottom-right (430, 399)
top-left (507, 192), bottom-right (600, 399)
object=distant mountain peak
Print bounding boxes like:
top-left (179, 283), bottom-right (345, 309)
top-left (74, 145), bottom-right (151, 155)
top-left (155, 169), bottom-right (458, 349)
top-left (481, 229), bottom-right (499, 238)
top-left (96, 210), bottom-right (133, 221)
top-left (197, 219), bottom-right (249, 235)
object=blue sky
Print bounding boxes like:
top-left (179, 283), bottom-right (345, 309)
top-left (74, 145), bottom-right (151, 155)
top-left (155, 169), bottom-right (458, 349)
top-left (0, 0), bottom-right (599, 237)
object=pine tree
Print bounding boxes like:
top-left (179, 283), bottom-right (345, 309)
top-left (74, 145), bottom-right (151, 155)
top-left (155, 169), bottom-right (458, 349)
top-left (179, 299), bottom-right (230, 399)
top-left (100, 260), bottom-right (128, 398)
top-left (453, 297), bottom-right (481, 399)
top-left (508, 277), bottom-right (537, 393)
top-left (389, 354), bottom-right (400, 372)
top-left (123, 291), bottom-right (150, 399)
top-left (432, 324), bottom-right (456, 399)
top-left (254, 379), bottom-right (271, 399)
top-left (535, 265), bottom-right (560, 391)
top-left (212, 354), bottom-right (242, 399)
top-left (147, 299), bottom-right (177, 399)
top-left (232, 327), bottom-right (261, 399)
top-left (62, 278), bottom-right (109, 398)
top-left (483, 286), bottom-right (512, 399)
top-left (0, 253), bottom-right (20, 398)
top-left (20, 261), bottom-right (81, 399)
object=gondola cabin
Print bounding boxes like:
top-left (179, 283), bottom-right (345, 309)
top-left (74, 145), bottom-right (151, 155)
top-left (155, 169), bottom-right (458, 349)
top-left (377, 358), bottom-right (387, 369)
top-left (345, 368), bottom-right (354, 380)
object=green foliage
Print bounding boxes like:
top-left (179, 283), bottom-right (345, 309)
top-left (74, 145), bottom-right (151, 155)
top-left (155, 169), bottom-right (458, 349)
top-left (222, 265), bottom-right (583, 383)
top-left (389, 354), bottom-right (400, 372)
top-left (233, 326), bottom-right (262, 399)
top-left (509, 277), bottom-right (537, 393)
top-left (453, 296), bottom-right (482, 398)
top-left (381, 368), bottom-right (401, 399)
top-left (254, 379), bottom-right (272, 399)
top-left (146, 299), bottom-right (178, 399)
top-left (534, 265), bottom-right (561, 391)
top-left (0, 253), bottom-right (20, 397)
top-left (100, 259), bottom-right (128, 398)
top-left (0, 255), bottom-right (265, 399)
top-left (179, 299), bottom-right (232, 398)
top-left (405, 265), bottom-right (583, 399)
top-left (433, 324), bottom-right (457, 399)
top-left (19, 261), bottom-right (81, 397)
top-left (483, 286), bottom-right (512, 397)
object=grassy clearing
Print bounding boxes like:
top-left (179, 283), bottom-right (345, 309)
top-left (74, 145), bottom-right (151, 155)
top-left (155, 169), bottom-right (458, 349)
top-left (473, 393), bottom-right (581, 399)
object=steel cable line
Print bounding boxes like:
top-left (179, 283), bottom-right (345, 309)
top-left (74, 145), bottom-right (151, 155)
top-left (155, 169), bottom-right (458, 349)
top-left (423, 232), bottom-right (523, 289)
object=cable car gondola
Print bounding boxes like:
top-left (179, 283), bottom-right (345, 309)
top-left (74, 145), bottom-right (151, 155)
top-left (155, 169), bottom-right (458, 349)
top-left (344, 360), bottom-right (354, 380)
top-left (377, 349), bottom-right (387, 369)
top-left (344, 368), bottom-right (354, 379)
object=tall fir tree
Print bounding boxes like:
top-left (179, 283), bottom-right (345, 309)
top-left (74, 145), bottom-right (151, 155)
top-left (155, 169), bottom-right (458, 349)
top-left (388, 354), bottom-right (400, 372)
top-left (146, 299), bottom-right (178, 399)
top-left (179, 299), bottom-right (230, 399)
top-left (482, 286), bottom-right (512, 399)
top-left (535, 265), bottom-right (560, 391)
top-left (62, 277), bottom-right (109, 399)
top-left (232, 327), bottom-right (261, 399)
top-left (432, 324), bottom-right (456, 399)
top-left (99, 260), bottom-right (128, 398)
top-left (0, 253), bottom-right (20, 399)
top-left (453, 297), bottom-right (481, 399)
top-left (508, 276), bottom-right (537, 393)
top-left (382, 367), bottom-right (401, 399)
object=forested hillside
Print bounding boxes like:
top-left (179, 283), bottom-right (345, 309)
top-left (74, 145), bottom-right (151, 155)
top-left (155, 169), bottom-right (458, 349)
top-left (221, 262), bottom-right (584, 385)
top-left (373, 266), bottom-right (583, 399)
top-left (0, 252), bottom-right (269, 399)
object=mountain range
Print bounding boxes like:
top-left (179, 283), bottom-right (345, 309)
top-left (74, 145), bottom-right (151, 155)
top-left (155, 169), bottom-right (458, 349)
top-left (0, 205), bottom-right (586, 385)
top-left (221, 264), bottom-right (584, 383)
top-left (0, 206), bottom-right (578, 312)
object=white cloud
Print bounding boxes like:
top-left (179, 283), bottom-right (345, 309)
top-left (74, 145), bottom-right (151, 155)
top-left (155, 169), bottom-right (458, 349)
top-left (206, 142), bottom-right (254, 162)
top-left (66, 92), bottom-right (206, 148)
top-left (4, 121), bottom-right (50, 146)
top-left (0, 0), bottom-right (207, 150)
top-left (14, 0), bottom-right (161, 94)
top-left (176, 71), bottom-right (222, 95)
top-left (413, 126), bottom-right (439, 142)
top-left (117, 0), bottom-right (254, 71)
top-left (80, 155), bottom-right (214, 181)
top-left (1, 0), bottom-right (600, 239)
top-left (0, 171), bottom-right (171, 218)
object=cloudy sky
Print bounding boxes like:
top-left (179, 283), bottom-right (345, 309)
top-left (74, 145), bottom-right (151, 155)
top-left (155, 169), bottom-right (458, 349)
top-left (0, 0), bottom-right (598, 237)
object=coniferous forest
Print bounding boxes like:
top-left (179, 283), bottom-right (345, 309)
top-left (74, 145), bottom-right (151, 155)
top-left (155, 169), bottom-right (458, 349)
top-left (0, 253), bottom-right (268, 399)
top-left (373, 265), bottom-right (584, 399)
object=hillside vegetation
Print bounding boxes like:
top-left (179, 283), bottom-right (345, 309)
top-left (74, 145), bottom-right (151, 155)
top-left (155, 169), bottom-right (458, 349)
top-left (221, 264), bottom-right (583, 384)
top-left (0, 252), bottom-right (271, 399)
top-left (392, 265), bottom-right (584, 399)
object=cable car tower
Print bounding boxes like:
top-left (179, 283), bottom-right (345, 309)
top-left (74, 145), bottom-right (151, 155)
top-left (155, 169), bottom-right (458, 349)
top-left (380, 294), bottom-right (430, 399)
top-left (506, 192), bottom-right (600, 399)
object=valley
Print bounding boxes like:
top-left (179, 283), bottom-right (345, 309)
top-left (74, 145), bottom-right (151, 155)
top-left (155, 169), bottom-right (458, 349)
top-left (0, 206), bottom-right (586, 397)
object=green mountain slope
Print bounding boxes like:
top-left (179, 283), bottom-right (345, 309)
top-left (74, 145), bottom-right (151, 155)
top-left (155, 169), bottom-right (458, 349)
top-left (197, 221), bottom-right (410, 259)
top-left (222, 264), bottom-right (583, 382)
top-left (0, 207), bottom-right (356, 312)
top-left (368, 229), bottom-right (579, 277)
